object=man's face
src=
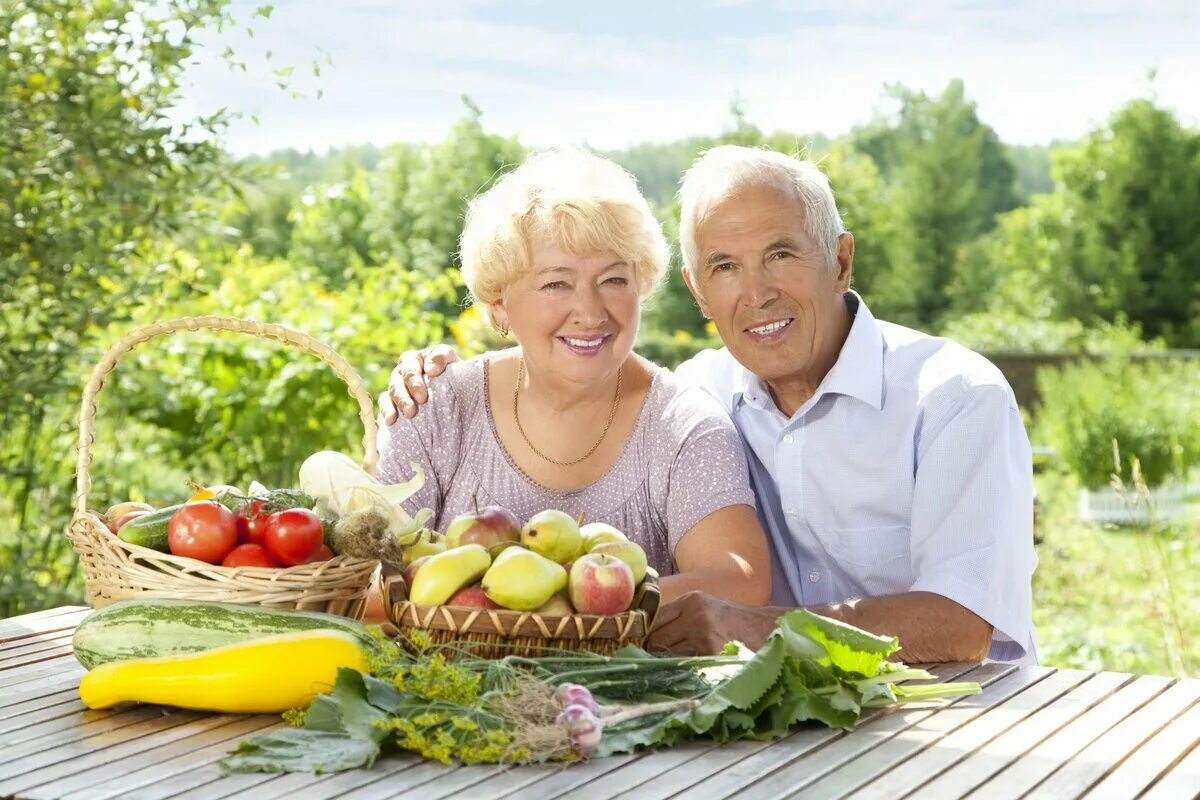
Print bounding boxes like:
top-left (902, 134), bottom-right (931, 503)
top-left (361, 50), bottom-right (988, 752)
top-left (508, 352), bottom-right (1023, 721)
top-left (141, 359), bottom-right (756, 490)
top-left (684, 182), bottom-right (853, 391)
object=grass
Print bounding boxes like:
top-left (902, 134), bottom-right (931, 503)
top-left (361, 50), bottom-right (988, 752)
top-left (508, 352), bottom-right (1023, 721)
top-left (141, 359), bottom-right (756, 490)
top-left (1033, 469), bottom-right (1199, 677)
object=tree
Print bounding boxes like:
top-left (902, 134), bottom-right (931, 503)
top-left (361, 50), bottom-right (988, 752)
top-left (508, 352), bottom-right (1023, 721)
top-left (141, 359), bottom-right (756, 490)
top-left (954, 98), bottom-right (1200, 348)
top-left (287, 163), bottom-right (377, 285)
top-left (1049, 99), bottom-right (1200, 346)
top-left (399, 98), bottom-right (525, 277)
top-left (0, 0), bottom-right (246, 615)
top-left (852, 80), bottom-right (1018, 328)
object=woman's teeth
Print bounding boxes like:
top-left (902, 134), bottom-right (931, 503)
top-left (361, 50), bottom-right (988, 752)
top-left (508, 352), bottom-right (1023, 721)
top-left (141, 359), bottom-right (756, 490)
top-left (563, 336), bottom-right (605, 349)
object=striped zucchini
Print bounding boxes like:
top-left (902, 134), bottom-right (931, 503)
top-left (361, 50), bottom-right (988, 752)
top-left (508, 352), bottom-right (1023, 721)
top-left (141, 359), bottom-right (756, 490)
top-left (72, 599), bottom-right (387, 669)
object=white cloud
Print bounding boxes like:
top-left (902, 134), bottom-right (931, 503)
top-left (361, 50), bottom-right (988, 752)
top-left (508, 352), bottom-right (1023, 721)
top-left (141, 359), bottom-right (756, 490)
top-left (170, 0), bottom-right (1200, 155)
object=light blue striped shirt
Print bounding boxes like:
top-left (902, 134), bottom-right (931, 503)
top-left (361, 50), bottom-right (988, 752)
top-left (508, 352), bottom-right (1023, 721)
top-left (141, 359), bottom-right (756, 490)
top-left (676, 293), bottom-right (1038, 664)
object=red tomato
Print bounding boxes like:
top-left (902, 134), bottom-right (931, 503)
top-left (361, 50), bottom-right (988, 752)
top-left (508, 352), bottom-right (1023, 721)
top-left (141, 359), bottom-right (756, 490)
top-left (235, 500), bottom-right (271, 546)
top-left (264, 508), bottom-right (324, 566)
top-left (222, 543), bottom-right (280, 568)
top-left (304, 544), bottom-right (334, 563)
top-left (168, 501), bottom-right (238, 564)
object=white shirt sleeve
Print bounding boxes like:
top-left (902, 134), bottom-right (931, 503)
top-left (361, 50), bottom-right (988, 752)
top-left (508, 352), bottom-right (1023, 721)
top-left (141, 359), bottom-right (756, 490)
top-left (907, 383), bottom-right (1038, 663)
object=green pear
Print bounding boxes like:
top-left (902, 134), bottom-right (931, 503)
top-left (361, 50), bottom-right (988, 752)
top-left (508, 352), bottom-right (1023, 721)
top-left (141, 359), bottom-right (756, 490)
top-left (580, 522), bottom-right (628, 553)
top-left (534, 592), bottom-right (575, 617)
top-left (409, 544), bottom-right (491, 606)
top-left (520, 509), bottom-right (582, 564)
top-left (481, 547), bottom-right (568, 611)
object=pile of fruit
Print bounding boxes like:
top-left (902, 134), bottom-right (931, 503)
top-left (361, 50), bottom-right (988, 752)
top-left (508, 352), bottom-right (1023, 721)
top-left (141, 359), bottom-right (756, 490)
top-left (104, 485), bottom-right (334, 568)
top-left (403, 503), bottom-right (649, 616)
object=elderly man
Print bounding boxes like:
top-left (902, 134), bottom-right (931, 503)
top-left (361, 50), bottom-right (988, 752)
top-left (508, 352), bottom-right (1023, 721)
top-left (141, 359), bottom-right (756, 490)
top-left (382, 146), bottom-right (1037, 665)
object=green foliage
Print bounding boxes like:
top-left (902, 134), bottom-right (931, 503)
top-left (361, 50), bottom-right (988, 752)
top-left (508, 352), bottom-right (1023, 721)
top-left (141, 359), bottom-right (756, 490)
top-left (106, 253), bottom-right (459, 492)
top-left (942, 311), bottom-right (1160, 354)
top-left (1048, 99), bottom-right (1200, 346)
top-left (1032, 470), bottom-right (1199, 677)
top-left (396, 99), bottom-right (525, 277)
top-left (222, 614), bottom-right (976, 773)
top-left (0, 0), bottom-right (240, 617)
top-left (635, 331), bottom-right (721, 370)
top-left (1007, 143), bottom-right (1058, 199)
top-left (1035, 359), bottom-right (1200, 489)
top-left (852, 80), bottom-right (1019, 328)
top-left (287, 165), bottom-right (377, 285)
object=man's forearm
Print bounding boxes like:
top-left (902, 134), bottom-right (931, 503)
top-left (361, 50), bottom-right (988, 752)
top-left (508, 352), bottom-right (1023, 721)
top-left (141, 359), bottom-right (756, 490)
top-left (811, 591), bottom-right (993, 663)
top-left (704, 591), bottom-right (992, 661)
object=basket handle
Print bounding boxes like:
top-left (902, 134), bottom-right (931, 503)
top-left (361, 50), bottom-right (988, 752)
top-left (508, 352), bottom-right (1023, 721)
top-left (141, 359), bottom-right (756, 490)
top-left (74, 316), bottom-right (379, 518)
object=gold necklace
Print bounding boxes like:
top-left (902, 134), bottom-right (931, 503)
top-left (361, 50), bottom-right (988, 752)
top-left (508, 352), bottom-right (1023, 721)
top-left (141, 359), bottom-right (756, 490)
top-left (514, 357), bottom-right (622, 467)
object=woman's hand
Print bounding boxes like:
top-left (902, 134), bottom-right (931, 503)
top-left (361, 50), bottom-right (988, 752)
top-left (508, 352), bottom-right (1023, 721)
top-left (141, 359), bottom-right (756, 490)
top-left (379, 344), bottom-right (462, 423)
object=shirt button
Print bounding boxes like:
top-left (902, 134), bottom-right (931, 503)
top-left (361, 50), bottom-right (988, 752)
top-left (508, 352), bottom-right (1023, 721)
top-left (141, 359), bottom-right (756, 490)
top-left (783, 434), bottom-right (795, 445)
top-left (787, 507), bottom-right (798, 517)
top-left (809, 570), bottom-right (821, 582)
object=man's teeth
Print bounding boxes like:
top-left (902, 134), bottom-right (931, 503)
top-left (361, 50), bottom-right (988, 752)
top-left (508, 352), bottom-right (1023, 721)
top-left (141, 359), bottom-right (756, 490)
top-left (564, 337), bottom-right (605, 348)
top-left (748, 319), bottom-right (791, 335)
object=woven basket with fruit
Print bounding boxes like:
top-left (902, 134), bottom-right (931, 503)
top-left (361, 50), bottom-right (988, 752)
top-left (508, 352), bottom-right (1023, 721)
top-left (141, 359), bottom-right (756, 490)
top-left (380, 504), bottom-right (660, 658)
top-left (66, 316), bottom-right (385, 619)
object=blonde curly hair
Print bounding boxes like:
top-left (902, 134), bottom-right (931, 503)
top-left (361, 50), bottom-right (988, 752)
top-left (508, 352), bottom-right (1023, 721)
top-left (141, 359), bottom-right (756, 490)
top-left (459, 149), bottom-right (669, 321)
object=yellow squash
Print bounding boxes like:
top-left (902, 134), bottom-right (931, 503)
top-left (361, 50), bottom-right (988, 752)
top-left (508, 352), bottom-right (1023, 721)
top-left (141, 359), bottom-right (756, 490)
top-left (78, 629), bottom-right (369, 713)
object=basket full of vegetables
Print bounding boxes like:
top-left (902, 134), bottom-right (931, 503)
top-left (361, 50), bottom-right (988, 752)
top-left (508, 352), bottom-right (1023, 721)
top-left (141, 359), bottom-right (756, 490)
top-left (66, 316), bottom-right (397, 619)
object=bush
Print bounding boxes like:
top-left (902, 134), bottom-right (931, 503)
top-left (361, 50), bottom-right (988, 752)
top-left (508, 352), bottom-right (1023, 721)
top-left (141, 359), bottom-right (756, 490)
top-left (634, 331), bottom-right (723, 370)
top-left (1035, 358), bottom-right (1200, 490)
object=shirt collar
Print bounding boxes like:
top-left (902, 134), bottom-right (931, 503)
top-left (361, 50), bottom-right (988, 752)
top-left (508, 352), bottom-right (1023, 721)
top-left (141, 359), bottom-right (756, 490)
top-left (734, 291), bottom-right (884, 414)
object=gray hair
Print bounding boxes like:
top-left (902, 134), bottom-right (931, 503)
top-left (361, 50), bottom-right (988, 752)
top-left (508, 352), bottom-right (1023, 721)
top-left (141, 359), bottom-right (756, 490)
top-left (678, 145), bottom-right (845, 275)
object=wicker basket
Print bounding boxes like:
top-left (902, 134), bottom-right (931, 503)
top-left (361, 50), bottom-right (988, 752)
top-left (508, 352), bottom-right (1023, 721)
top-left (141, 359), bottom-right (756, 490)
top-left (67, 316), bottom-right (382, 619)
top-left (381, 566), bottom-right (661, 658)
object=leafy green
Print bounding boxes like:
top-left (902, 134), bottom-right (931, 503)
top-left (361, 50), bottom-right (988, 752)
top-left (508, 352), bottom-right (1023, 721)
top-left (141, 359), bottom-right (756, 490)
top-left (778, 610), bottom-right (899, 676)
top-left (223, 612), bottom-right (980, 772)
top-left (220, 730), bottom-right (380, 774)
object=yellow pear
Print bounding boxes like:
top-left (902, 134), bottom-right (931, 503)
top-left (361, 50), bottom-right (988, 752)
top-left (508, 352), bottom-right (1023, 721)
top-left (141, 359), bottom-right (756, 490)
top-left (520, 509), bottom-right (582, 564)
top-left (580, 522), bottom-right (628, 553)
top-left (481, 547), bottom-right (568, 611)
top-left (409, 544), bottom-right (491, 606)
top-left (400, 529), bottom-right (447, 566)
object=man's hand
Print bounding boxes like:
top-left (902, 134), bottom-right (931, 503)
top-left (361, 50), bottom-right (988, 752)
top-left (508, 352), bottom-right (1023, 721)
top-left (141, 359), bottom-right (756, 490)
top-left (646, 591), bottom-right (785, 656)
top-left (378, 344), bottom-right (463, 424)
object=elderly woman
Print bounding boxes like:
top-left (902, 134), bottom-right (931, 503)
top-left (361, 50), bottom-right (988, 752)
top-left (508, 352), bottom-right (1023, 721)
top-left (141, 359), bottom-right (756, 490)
top-left (375, 149), bottom-right (770, 605)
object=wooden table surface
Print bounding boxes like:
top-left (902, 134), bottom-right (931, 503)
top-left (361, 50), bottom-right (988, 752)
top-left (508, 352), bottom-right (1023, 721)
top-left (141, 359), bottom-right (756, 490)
top-left (2, 606), bottom-right (1198, 800)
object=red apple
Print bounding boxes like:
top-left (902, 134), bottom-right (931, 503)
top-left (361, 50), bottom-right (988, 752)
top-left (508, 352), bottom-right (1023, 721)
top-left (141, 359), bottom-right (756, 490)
top-left (568, 554), bottom-right (635, 615)
top-left (402, 555), bottom-right (432, 589)
top-left (590, 541), bottom-right (648, 585)
top-left (446, 584), bottom-right (501, 610)
top-left (445, 501), bottom-right (520, 550)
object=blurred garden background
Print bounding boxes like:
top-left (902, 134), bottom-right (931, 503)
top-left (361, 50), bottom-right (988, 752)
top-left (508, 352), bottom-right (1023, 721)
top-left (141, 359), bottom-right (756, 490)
top-left (1, 1), bottom-right (1197, 676)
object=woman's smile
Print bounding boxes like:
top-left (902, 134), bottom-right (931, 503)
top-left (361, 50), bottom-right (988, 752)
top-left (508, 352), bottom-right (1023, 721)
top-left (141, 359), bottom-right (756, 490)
top-left (559, 332), bottom-right (612, 357)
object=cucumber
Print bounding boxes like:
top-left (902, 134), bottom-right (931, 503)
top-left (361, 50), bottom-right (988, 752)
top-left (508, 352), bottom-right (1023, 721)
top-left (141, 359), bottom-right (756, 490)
top-left (72, 599), bottom-right (386, 670)
top-left (116, 504), bottom-right (183, 551)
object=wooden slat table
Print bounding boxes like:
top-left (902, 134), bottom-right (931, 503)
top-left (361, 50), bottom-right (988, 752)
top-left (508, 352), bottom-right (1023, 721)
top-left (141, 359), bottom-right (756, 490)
top-left (1, 607), bottom-right (1197, 800)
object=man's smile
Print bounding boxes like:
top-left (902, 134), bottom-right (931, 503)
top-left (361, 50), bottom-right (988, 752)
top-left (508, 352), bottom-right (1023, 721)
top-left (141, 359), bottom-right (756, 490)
top-left (744, 317), bottom-right (795, 342)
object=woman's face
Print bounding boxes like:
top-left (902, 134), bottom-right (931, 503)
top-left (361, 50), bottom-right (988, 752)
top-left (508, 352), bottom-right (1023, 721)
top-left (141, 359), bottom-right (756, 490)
top-left (492, 241), bottom-right (640, 389)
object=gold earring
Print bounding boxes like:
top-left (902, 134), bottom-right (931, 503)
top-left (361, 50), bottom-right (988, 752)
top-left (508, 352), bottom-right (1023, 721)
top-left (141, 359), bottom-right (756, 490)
top-left (498, 325), bottom-right (509, 337)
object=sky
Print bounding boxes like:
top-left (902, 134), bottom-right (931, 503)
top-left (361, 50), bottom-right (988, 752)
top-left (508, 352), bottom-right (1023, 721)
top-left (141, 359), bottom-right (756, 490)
top-left (173, 0), bottom-right (1200, 156)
